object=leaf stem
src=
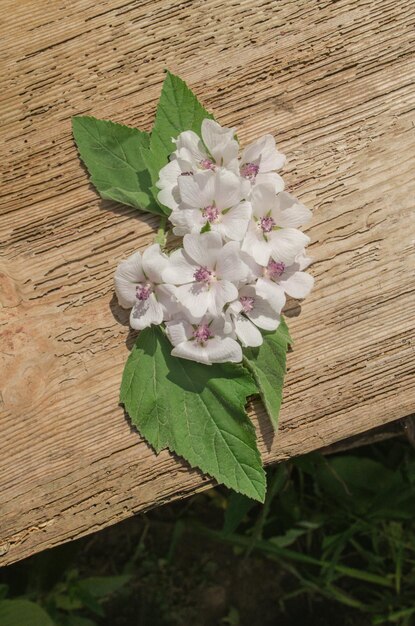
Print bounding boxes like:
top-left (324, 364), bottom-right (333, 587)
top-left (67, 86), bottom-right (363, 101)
top-left (154, 215), bottom-right (168, 248)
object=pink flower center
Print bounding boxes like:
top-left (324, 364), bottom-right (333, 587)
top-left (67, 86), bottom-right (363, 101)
top-left (202, 205), bottom-right (220, 223)
top-left (240, 296), bottom-right (255, 313)
top-left (259, 216), bottom-right (276, 233)
top-left (136, 283), bottom-right (152, 301)
top-left (200, 158), bottom-right (215, 171)
top-left (193, 266), bottom-right (212, 283)
top-left (267, 260), bottom-right (286, 280)
top-left (193, 324), bottom-right (213, 345)
top-left (240, 162), bottom-right (259, 181)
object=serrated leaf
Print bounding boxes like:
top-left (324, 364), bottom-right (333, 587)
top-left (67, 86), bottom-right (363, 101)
top-left (0, 600), bottom-right (55, 626)
top-left (120, 326), bottom-right (266, 502)
top-left (151, 70), bottom-right (214, 165)
top-left (72, 116), bottom-right (164, 216)
top-left (144, 71), bottom-right (215, 212)
top-left (243, 317), bottom-right (292, 431)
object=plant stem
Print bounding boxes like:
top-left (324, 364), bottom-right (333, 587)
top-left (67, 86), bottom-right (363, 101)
top-left (155, 215), bottom-right (168, 247)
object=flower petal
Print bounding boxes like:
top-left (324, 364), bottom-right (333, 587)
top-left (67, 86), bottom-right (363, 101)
top-left (280, 270), bottom-right (314, 299)
top-left (156, 159), bottom-right (181, 190)
top-left (275, 192), bottom-right (312, 228)
top-left (242, 134), bottom-right (286, 171)
top-left (214, 169), bottom-right (243, 210)
top-left (268, 228), bottom-right (310, 265)
top-left (165, 319), bottom-right (193, 346)
top-left (255, 277), bottom-right (286, 311)
top-left (251, 183), bottom-right (278, 218)
top-left (247, 298), bottom-right (281, 330)
top-left (241, 223), bottom-right (271, 266)
top-left (175, 130), bottom-right (207, 163)
top-left (176, 282), bottom-right (210, 318)
top-left (162, 249), bottom-right (196, 285)
top-left (155, 284), bottom-right (182, 320)
top-left (233, 314), bottom-right (263, 347)
top-left (183, 231), bottom-right (222, 268)
top-left (171, 208), bottom-right (204, 236)
top-left (255, 172), bottom-right (285, 192)
top-left (209, 280), bottom-right (238, 316)
top-left (220, 202), bottom-right (252, 241)
top-left (216, 241), bottom-right (248, 281)
top-left (114, 251), bottom-right (145, 308)
top-left (172, 336), bottom-right (242, 364)
top-left (129, 293), bottom-right (163, 330)
top-left (142, 244), bottom-right (169, 283)
top-left (178, 170), bottom-right (215, 208)
top-left (201, 119), bottom-right (236, 161)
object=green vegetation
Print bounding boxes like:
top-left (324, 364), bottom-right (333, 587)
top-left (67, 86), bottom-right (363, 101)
top-left (1, 439), bottom-right (414, 625)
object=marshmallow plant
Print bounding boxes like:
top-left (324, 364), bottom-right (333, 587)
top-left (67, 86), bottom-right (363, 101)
top-left (72, 72), bottom-right (314, 502)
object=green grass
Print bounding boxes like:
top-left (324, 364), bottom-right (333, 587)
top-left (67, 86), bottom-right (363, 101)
top-left (1, 439), bottom-right (415, 626)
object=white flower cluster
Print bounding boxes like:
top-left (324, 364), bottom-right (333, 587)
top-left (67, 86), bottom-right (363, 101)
top-left (115, 119), bottom-right (313, 365)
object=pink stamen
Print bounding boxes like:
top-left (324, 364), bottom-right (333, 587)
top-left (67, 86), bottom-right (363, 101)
top-left (200, 158), bottom-right (215, 171)
top-left (259, 216), bottom-right (276, 233)
top-left (240, 162), bottom-right (259, 181)
top-left (136, 283), bottom-right (152, 301)
top-left (267, 260), bottom-right (286, 280)
top-left (193, 266), bottom-right (212, 283)
top-left (202, 205), bottom-right (220, 223)
top-left (193, 324), bottom-right (213, 345)
top-left (240, 295), bottom-right (255, 313)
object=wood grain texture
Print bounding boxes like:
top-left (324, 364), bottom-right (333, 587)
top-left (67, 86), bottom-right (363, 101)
top-left (1, 0), bottom-right (414, 566)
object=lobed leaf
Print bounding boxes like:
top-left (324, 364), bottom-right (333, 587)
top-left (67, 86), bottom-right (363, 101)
top-left (120, 326), bottom-right (266, 502)
top-left (72, 116), bottom-right (164, 215)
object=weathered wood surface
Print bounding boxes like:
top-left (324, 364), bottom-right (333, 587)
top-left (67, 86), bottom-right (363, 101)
top-left (1, 0), bottom-right (414, 566)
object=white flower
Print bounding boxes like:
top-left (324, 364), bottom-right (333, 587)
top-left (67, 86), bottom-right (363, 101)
top-left (166, 316), bottom-right (242, 364)
top-left (175, 118), bottom-right (239, 172)
top-left (162, 231), bottom-right (248, 318)
top-left (225, 285), bottom-right (282, 347)
top-left (240, 134), bottom-right (286, 192)
top-left (250, 253), bottom-right (314, 311)
top-left (169, 169), bottom-right (251, 240)
top-left (114, 244), bottom-right (175, 330)
top-left (155, 158), bottom-right (186, 212)
top-left (156, 119), bottom-right (239, 211)
top-left (241, 185), bottom-right (311, 266)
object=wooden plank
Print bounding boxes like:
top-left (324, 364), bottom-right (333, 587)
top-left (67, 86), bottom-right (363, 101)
top-left (1, 0), bottom-right (414, 566)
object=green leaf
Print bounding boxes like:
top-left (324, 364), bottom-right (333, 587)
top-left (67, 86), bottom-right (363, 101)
top-left (120, 326), bottom-right (266, 502)
top-left (72, 116), bottom-right (164, 216)
top-left (151, 70), bottom-right (214, 168)
top-left (0, 600), bottom-right (55, 626)
top-left (243, 317), bottom-right (292, 430)
top-left (143, 71), bottom-right (215, 213)
top-left (77, 575), bottom-right (130, 598)
top-left (223, 492), bottom-right (256, 535)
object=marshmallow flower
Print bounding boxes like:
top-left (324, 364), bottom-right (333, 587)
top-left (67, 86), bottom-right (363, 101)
top-left (114, 244), bottom-right (175, 330)
top-left (240, 134), bottom-right (286, 193)
top-left (162, 232), bottom-right (248, 318)
top-left (156, 119), bottom-right (239, 211)
top-left (170, 169), bottom-right (251, 240)
top-left (241, 185), bottom-right (311, 266)
top-left (166, 316), bottom-right (242, 365)
top-left (225, 285), bottom-right (282, 348)
top-left (255, 253), bottom-right (314, 311)
top-left (114, 117), bottom-right (313, 364)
